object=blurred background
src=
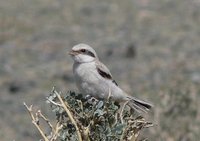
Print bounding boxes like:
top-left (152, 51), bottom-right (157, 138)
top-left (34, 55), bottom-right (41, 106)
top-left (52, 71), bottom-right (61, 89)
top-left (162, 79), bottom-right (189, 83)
top-left (0, 0), bottom-right (200, 140)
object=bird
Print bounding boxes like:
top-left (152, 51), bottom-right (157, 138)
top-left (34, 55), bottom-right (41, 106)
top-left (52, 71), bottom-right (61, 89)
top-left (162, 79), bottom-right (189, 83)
top-left (69, 43), bottom-right (153, 113)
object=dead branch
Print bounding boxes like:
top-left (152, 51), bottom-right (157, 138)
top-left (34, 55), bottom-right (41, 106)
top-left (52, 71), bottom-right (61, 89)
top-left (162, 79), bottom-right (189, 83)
top-left (54, 91), bottom-right (83, 141)
top-left (23, 102), bottom-right (49, 141)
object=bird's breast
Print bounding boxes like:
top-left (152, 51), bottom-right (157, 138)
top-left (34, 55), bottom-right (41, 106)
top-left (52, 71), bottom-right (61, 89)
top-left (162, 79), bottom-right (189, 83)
top-left (74, 63), bottom-right (98, 81)
top-left (73, 62), bottom-right (99, 89)
top-left (73, 62), bottom-right (126, 100)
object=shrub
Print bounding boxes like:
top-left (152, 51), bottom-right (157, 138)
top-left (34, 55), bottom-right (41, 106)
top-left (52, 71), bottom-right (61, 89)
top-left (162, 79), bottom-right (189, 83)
top-left (24, 88), bottom-right (153, 141)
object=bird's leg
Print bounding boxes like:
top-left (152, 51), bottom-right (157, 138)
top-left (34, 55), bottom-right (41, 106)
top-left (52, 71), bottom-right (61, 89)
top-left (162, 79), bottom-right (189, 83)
top-left (118, 103), bottom-right (124, 123)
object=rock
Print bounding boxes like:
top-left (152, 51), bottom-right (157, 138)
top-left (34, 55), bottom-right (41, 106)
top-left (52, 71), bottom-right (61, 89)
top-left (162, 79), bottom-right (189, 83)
top-left (125, 43), bottom-right (136, 58)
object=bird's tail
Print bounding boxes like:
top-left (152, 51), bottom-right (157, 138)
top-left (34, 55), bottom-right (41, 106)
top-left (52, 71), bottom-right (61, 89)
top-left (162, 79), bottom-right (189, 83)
top-left (127, 96), bottom-right (153, 113)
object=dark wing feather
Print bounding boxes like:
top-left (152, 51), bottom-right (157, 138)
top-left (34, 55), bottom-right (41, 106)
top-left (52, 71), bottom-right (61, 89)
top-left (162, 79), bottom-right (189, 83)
top-left (112, 80), bottom-right (118, 86)
top-left (96, 61), bottom-right (118, 86)
top-left (97, 67), bottom-right (112, 79)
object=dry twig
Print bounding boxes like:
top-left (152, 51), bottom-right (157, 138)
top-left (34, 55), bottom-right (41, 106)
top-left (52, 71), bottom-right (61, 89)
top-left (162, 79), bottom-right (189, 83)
top-left (54, 91), bottom-right (83, 141)
top-left (23, 102), bottom-right (49, 141)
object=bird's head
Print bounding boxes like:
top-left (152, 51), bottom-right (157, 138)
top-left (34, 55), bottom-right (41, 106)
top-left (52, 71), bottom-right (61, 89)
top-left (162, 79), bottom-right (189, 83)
top-left (69, 44), bottom-right (98, 63)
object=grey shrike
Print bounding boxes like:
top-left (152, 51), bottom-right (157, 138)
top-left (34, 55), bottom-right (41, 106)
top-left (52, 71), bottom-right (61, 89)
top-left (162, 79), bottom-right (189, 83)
top-left (69, 43), bottom-right (153, 113)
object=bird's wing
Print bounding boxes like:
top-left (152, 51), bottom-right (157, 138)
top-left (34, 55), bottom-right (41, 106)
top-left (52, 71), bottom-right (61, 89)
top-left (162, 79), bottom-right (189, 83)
top-left (95, 60), bottom-right (112, 79)
top-left (95, 60), bottom-right (118, 86)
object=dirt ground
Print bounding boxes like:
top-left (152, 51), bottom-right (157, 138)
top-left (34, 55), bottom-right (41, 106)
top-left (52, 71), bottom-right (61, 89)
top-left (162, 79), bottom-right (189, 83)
top-left (0, 0), bottom-right (200, 140)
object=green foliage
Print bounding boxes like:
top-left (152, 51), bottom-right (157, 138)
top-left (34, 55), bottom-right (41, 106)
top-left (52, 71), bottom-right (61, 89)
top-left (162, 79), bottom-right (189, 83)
top-left (47, 90), bottom-right (153, 141)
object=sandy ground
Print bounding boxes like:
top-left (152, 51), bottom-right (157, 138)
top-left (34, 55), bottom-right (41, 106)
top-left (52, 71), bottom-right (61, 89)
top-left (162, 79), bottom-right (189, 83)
top-left (0, 0), bottom-right (200, 140)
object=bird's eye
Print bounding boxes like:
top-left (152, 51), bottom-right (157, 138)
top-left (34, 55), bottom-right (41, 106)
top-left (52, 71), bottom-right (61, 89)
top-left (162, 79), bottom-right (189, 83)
top-left (81, 49), bottom-right (86, 52)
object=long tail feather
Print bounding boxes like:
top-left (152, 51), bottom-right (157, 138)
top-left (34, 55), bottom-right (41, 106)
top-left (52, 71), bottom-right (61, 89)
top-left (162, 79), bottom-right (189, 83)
top-left (127, 96), bottom-right (153, 113)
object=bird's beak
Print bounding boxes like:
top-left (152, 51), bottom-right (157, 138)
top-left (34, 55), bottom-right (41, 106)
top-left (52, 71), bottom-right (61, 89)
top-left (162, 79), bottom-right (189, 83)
top-left (69, 50), bottom-right (78, 56)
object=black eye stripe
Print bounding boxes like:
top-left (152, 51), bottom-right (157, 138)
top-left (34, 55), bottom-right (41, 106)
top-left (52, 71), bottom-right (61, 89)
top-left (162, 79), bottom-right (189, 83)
top-left (80, 49), bottom-right (86, 52)
top-left (86, 50), bottom-right (95, 57)
top-left (79, 49), bottom-right (95, 57)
